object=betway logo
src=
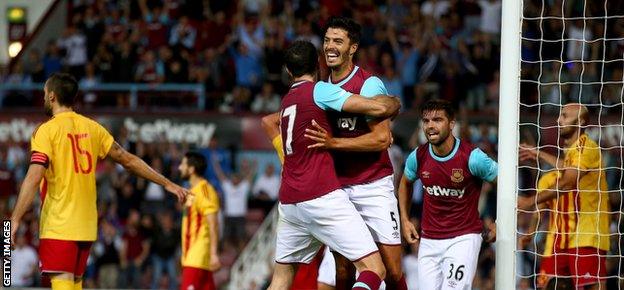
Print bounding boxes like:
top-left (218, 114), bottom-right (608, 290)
top-left (424, 185), bottom-right (466, 199)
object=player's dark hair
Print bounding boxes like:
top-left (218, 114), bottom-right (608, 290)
top-left (421, 99), bottom-right (456, 120)
top-left (46, 73), bottom-right (78, 107)
top-left (184, 152), bottom-right (207, 176)
top-left (285, 40), bottom-right (318, 78)
top-left (324, 16), bottom-right (361, 45)
top-left (545, 278), bottom-right (574, 290)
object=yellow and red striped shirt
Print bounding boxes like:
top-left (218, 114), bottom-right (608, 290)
top-left (543, 134), bottom-right (610, 252)
top-left (181, 179), bottom-right (220, 270)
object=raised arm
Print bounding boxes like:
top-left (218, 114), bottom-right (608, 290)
top-left (11, 163), bottom-right (46, 242)
top-left (107, 142), bottom-right (188, 202)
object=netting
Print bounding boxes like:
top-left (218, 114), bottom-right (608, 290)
top-left (516, 0), bottom-right (624, 288)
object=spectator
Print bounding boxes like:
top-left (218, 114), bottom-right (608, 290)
top-left (43, 41), bottom-right (63, 78)
top-left (94, 220), bottom-right (124, 289)
top-left (213, 156), bottom-right (256, 248)
top-left (150, 211), bottom-right (180, 290)
top-left (57, 26), bottom-right (88, 79)
top-left (113, 41), bottom-right (136, 82)
top-left (10, 233), bottom-right (38, 287)
top-left (120, 210), bottom-right (149, 289)
top-left (135, 50), bottom-right (165, 84)
top-left (23, 50), bottom-right (45, 82)
top-left (80, 63), bottom-right (100, 107)
top-left (169, 16), bottom-right (196, 51)
top-left (230, 42), bottom-right (263, 90)
top-left (250, 82), bottom-right (280, 113)
top-left (92, 45), bottom-right (115, 82)
top-left (478, 0), bottom-right (502, 35)
top-left (143, 6), bottom-right (170, 50)
top-left (250, 163), bottom-right (280, 214)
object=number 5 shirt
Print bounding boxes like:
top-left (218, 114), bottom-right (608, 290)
top-left (31, 111), bottom-right (114, 241)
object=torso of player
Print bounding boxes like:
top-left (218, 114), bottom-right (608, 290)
top-left (278, 81), bottom-right (342, 204)
top-left (328, 66), bottom-right (394, 186)
top-left (416, 140), bottom-right (483, 239)
top-left (182, 179), bottom-right (219, 270)
top-left (33, 111), bottom-right (113, 241)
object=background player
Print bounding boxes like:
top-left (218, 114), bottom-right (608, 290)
top-left (398, 99), bottom-right (498, 290)
top-left (304, 16), bottom-right (406, 290)
top-left (10, 73), bottom-right (188, 290)
top-left (177, 152), bottom-right (221, 290)
top-left (268, 40), bottom-right (400, 290)
top-left (518, 103), bottom-right (610, 290)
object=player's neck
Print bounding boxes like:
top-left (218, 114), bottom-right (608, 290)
top-left (292, 74), bottom-right (315, 84)
top-left (331, 62), bottom-right (354, 82)
top-left (431, 136), bottom-right (456, 157)
top-left (564, 130), bottom-right (583, 147)
top-left (189, 175), bottom-right (203, 187)
top-left (52, 106), bottom-right (73, 116)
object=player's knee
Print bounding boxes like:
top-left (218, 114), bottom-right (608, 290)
top-left (385, 266), bottom-right (403, 283)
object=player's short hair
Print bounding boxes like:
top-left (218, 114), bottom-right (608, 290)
top-left (46, 73), bottom-right (78, 107)
top-left (285, 40), bottom-right (318, 78)
top-left (184, 152), bottom-right (207, 176)
top-left (324, 16), bottom-right (361, 45)
top-left (421, 99), bottom-right (456, 120)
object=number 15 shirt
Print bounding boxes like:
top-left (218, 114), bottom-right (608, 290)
top-left (31, 111), bottom-right (114, 241)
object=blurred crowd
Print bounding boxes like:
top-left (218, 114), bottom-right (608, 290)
top-left (2, 0), bottom-right (504, 114)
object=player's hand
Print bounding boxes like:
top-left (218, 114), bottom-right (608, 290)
top-left (165, 183), bottom-right (189, 203)
top-left (519, 143), bottom-right (538, 162)
top-left (209, 255), bottom-right (221, 271)
top-left (401, 219), bottom-right (420, 244)
top-left (305, 120), bottom-right (334, 149)
top-left (10, 219), bottom-right (19, 247)
top-left (517, 195), bottom-right (536, 211)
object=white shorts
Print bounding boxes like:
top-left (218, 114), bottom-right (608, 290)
top-left (275, 189), bottom-right (378, 264)
top-left (418, 233), bottom-right (483, 290)
top-left (345, 175), bottom-right (401, 245)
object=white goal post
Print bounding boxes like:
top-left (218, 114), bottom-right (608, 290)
top-left (496, 0), bottom-right (522, 289)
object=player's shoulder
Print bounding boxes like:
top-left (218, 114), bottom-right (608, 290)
top-left (578, 133), bottom-right (599, 148)
top-left (458, 139), bottom-right (478, 155)
top-left (357, 66), bottom-right (375, 80)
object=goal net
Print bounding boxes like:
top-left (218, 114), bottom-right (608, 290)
top-left (498, 0), bottom-right (624, 289)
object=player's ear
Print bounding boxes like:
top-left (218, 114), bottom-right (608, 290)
top-left (449, 119), bottom-right (456, 130)
top-left (349, 43), bottom-right (358, 56)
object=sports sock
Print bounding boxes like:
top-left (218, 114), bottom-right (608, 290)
top-left (74, 277), bottom-right (83, 290)
top-left (50, 277), bottom-right (74, 290)
top-left (352, 270), bottom-right (382, 290)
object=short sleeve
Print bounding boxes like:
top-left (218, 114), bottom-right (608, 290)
top-left (537, 171), bottom-right (558, 192)
top-left (97, 123), bottom-right (114, 159)
top-left (30, 124), bottom-right (53, 158)
top-left (360, 76), bottom-right (388, 97)
top-left (404, 150), bottom-right (418, 182)
top-left (468, 148), bottom-right (498, 182)
top-left (198, 183), bottom-right (220, 215)
top-left (313, 81), bottom-right (352, 111)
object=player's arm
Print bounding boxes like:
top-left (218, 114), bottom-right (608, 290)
top-left (207, 212), bottom-right (221, 271)
top-left (10, 163), bottom-right (46, 242)
top-left (312, 82), bottom-right (400, 119)
top-left (519, 143), bottom-right (561, 168)
top-left (398, 151), bottom-right (419, 244)
top-left (342, 94), bottom-right (400, 118)
top-left (305, 117), bottom-right (392, 151)
top-left (107, 142), bottom-right (188, 202)
top-left (261, 112), bottom-right (285, 164)
top-left (518, 168), bottom-right (581, 210)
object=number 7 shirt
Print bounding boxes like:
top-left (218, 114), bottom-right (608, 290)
top-left (278, 80), bottom-right (353, 204)
top-left (30, 111), bottom-right (114, 241)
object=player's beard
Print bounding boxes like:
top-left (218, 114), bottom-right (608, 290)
top-left (559, 120), bottom-right (579, 139)
top-left (326, 48), bottom-right (350, 70)
top-left (179, 171), bottom-right (190, 180)
top-left (44, 101), bottom-right (53, 117)
top-left (427, 129), bottom-right (450, 146)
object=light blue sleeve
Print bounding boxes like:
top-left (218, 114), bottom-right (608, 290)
top-left (360, 76), bottom-right (388, 97)
top-left (313, 82), bottom-right (352, 111)
top-left (404, 150), bottom-right (418, 182)
top-left (468, 148), bottom-right (498, 182)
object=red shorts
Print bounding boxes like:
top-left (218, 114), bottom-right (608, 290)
top-left (180, 267), bottom-right (215, 290)
top-left (39, 239), bottom-right (93, 276)
top-left (538, 247), bottom-right (607, 288)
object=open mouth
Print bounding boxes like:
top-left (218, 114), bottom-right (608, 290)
top-left (326, 51), bottom-right (340, 62)
top-left (427, 132), bottom-right (439, 138)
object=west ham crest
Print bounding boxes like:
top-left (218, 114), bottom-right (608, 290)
top-left (451, 169), bottom-right (464, 183)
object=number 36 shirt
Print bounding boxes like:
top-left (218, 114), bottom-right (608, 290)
top-left (31, 111), bottom-right (114, 241)
top-left (278, 80), bottom-right (354, 204)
